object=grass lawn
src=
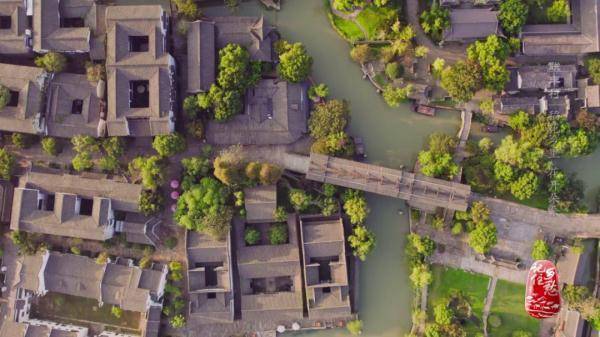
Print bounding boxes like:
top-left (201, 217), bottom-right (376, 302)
top-left (355, 5), bottom-right (398, 40)
top-left (32, 292), bottom-right (141, 331)
top-left (488, 280), bottom-right (540, 337)
top-left (501, 189), bottom-right (549, 210)
top-left (429, 265), bottom-right (491, 335)
top-left (327, 11), bottom-right (365, 42)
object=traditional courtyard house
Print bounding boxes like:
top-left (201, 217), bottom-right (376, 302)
top-left (0, 0), bottom-right (31, 54)
top-left (505, 64), bottom-right (579, 95)
top-left (10, 167), bottom-right (163, 245)
top-left (10, 251), bottom-right (166, 337)
top-left (522, 0), bottom-right (600, 55)
top-left (233, 186), bottom-right (304, 322)
top-left (44, 73), bottom-right (103, 138)
top-left (492, 95), bottom-right (571, 124)
top-left (104, 5), bottom-right (176, 137)
top-left (442, 8), bottom-right (500, 43)
top-left (299, 215), bottom-right (352, 320)
top-left (0, 64), bottom-right (48, 135)
top-left (205, 79), bottom-right (309, 145)
top-left (186, 16), bottom-right (277, 94)
top-left (186, 231), bottom-right (235, 324)
top-left (32, 0), bottom-right (105, 57)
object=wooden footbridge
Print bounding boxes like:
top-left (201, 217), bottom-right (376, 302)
top-left (305, 153), bottom-right (471, 211)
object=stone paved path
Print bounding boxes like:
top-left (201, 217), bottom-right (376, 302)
top-left (481, 276), bottom-right (498, 337)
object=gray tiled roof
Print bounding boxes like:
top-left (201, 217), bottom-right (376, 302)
top-left (213, 16), bottom-right (275, 62)
top-left (187, 20), bottom-right (215, 93)
top-left (206, 79), bottom-right (308, 145)
top-left (522, 0), bottom-right (600, 55)
top-left (442, 8), bottom-right (499, 42)
top-left (0, 179), bottom-right (13, 223)
top-left (45, 73), bottom-right (101, 138)
top-left (32, 0), bottom-right (98, 53)
top-left (507, 64), bottom-right (578, 92)
top-left (0, 1), bottom-right (30, 54)
top-left (105, 5), bottom-right (175, 137)
top-left (244, 185), bottom-right (276, 223)
top-left (0, 64), bottom-right (48, 135)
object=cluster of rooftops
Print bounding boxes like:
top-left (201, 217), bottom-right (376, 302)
top-left (441, 0), bottom-right (600, 56)
top-left (187, 185), bottom-right (354, 329)
top-left (0, 166), bottom-right (168, 337)
top-left (0, 2), bottom-right (308, 145)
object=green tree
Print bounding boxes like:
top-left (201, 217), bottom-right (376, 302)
top-left (217, 44), bottom-right (252, 91)
top-left (325, 131), bottom-right (355, 157)
top-left (96, 251), bottom-right (109, 264)
top-left (42, 137), bottom-right (58, 156)
top-left (407, 233), bottom-right (436, 257)
top-left (441, 60), bottom-right (482, 102)
top-left (508, 110), bottom-right (531, 132)
top-left (11, 133), bottom-right (29, 149)
top-left (183, 95), bottom-right (200, 119)
top-left (173, 0), bottom-right (199, 20)
top-left (468, 223), bottom-right (497, 254)
top-left (563, 285), bottom-right (589, 307)
top-left (206, 84), bottom-right (242, 121)
top-left (289, 189), bottom-right (311, 212)
top-left (268, 223), bottom-right (288, 245)
top-left (350, 44), bottom-right (373, 64)
top-left (382, 84), bottom-right (413, 107)
top-left (308, 83), bottom-right (329, 101)
top-left (170, 314), bottom-right (186, 329)
top-left (415, 46), bottom-right (430, 58)
top-left (425, 324), bottom-right (442, 337)
top-left (72, 151), bottom-right (94, 172)
top-left (152, 133), bottom-right (186, 157)
top-left (348, 225), bottom-right (376, 261)
top-left (180, 157), bottom-right (211, 191)
top-left (213, 145), bottom-right (246, 186)
top-left (139, 189), bottom-right (164, 216)
top-left (586, 57), bottom-right (600, 85)
top-left (410, 263), bottom-right (433, 288)
top-left (346, 319), bottom-right (363, 335)
top-left (244, 227), bottom-right (260, 245)
top-left (128, 156), bottom-right (165, 190)
top-left (277, 42), bottom-right (313, 82)
top-left (343, 189), bottom-right (370, 224)
top-left (385, 62), bottom-right (402, 79)
top-left (418, 151), bottom-right (459, 179)
top-left (434, 303), bottom-right (454, 326)
top-left (510, 171), bottom-right (539, 200)
top-left (531, 239), bottom-right (551, 260)
top-left (466, 35), bottom-right (510, 91)
top-left (511, 331), bottom-right (532, 337)
top-left (499, 0), bottom-right (529, 35)
top-left (420, 4), bottom-right (450, 41)
top-left (547, 0), bottom-right (570, 23)
top-left (308, 99), bottom-right (350, 139)
top-left (0, 85), bottom-right (9, 109)
top-left (35, 52), bottom-right (66, 73)
top-left (0, 148), bottom-right (14, 179)
top-left (111, 306), bottom-right (123, 319)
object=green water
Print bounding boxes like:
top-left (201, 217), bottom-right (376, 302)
top-left (204, 1), bottom-right (461, 336)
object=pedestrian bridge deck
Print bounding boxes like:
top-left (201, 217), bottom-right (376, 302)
top-left (305, 153), bottom-right (471, 211)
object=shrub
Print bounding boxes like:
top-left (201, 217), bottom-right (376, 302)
top-left (96, 251), bottom-right (110, 264)
top-left (451, 222), bottom-right (463, 235)
top-left (72, 151), bottom-right (94, 172)
top-left (346, 319), bottom-right (363, 335)
top-left (11, 133), bottom-right (29, 149)
top-left (183, 95), bottom-right (200, 119)
top-left (273, 206), bottom-right (288, 222)
top-left (0, 85), bottom-right (9, 109)
top-left (531, 239), bottom-right (551, 260)
top-left (41, 137), bottom-right (59, 156)
top-left (385, 62), bottom-right (402, 80)
top-left (170, 314), bottom-right (186, 329)
top-left (173, 0), bottom-right (200, 20)
top-left (70, 246), bottom-right (81, 255)
top-left (0, 148), bottom-right (15, 180)
top-left (244, 227), bottom-right (261, 245)
top-left (289, 189), bottom-right (311, 212)
top-left (488, 314), bottom-right (502, 328)
top-left (152, 133), bottom-right (186, 157)
top-left (165, 237), bottom-right (178, 250)
top-left (35, 52), bottom-right (66, 73)
top-left (139, 189), bottom-right (164, 216)
top-left (308, 83), bottom-right (329, 101)
top-left (268, 223), bottom-right (288, 245)
top-left (99, 156), bottom-right (120, 173)
top-left (111, 306), bottom-right (123, 319)
top-left (348, 225), bottom-right (376, 261)
top-left (139, 256), bottom-right (152, 269)
top-left (511, 331), bottom-right (532, 337)
top-left (85, 62), bottom-right (105, 82)
top-left (350, 44), bottom-right (373, 64)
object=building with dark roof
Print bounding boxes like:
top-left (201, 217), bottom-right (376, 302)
top-left (104, 5), bottom-right (175, 137)
top-left (10, 167), bottom-right (162, 244)
top-left (206, 79), bottom-right (308, 145)
top-left (493, 94), bottom-right (572, 124)
top-left (442, 8), bottom-right (500, 43)
top-left (186, 16), bottom-right (277, 94)
top-left (244, 185), bottom-right (277, 224)
top-left (0, 0), bottom-right (32, 54)
top-left (0, 179), bottom-right (13, 224)
top-left (506, 64), bottom-right (578, 94)
top-left (32, 0), bottom-right (105, 55)
top-left (299, 215), bottom-right (352, 319)
top-left (186, 231), bottom-right (234, 324)
top-left (522, 0), bottom-right (600, 55)
top-left (0, 64), bottom-right (48, 135)
top-left (233, 214), bottom-right (304, 322)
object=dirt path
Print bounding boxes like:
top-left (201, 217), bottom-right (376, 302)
top-left (481, 276), bottom-right (498, 337)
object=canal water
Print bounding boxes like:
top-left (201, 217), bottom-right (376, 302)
top-left (153, 0), bottom-right (599, 335)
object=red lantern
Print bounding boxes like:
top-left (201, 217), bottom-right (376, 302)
top-left (525, 260), bottom-right (561, 319)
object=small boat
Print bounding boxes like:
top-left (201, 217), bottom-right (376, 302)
top-left (414, 104), bottom-right (435, 117)
top-left (482, 125), bottom-right (500, 133)
top-left (353, 137), bottom-right (366, 161)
